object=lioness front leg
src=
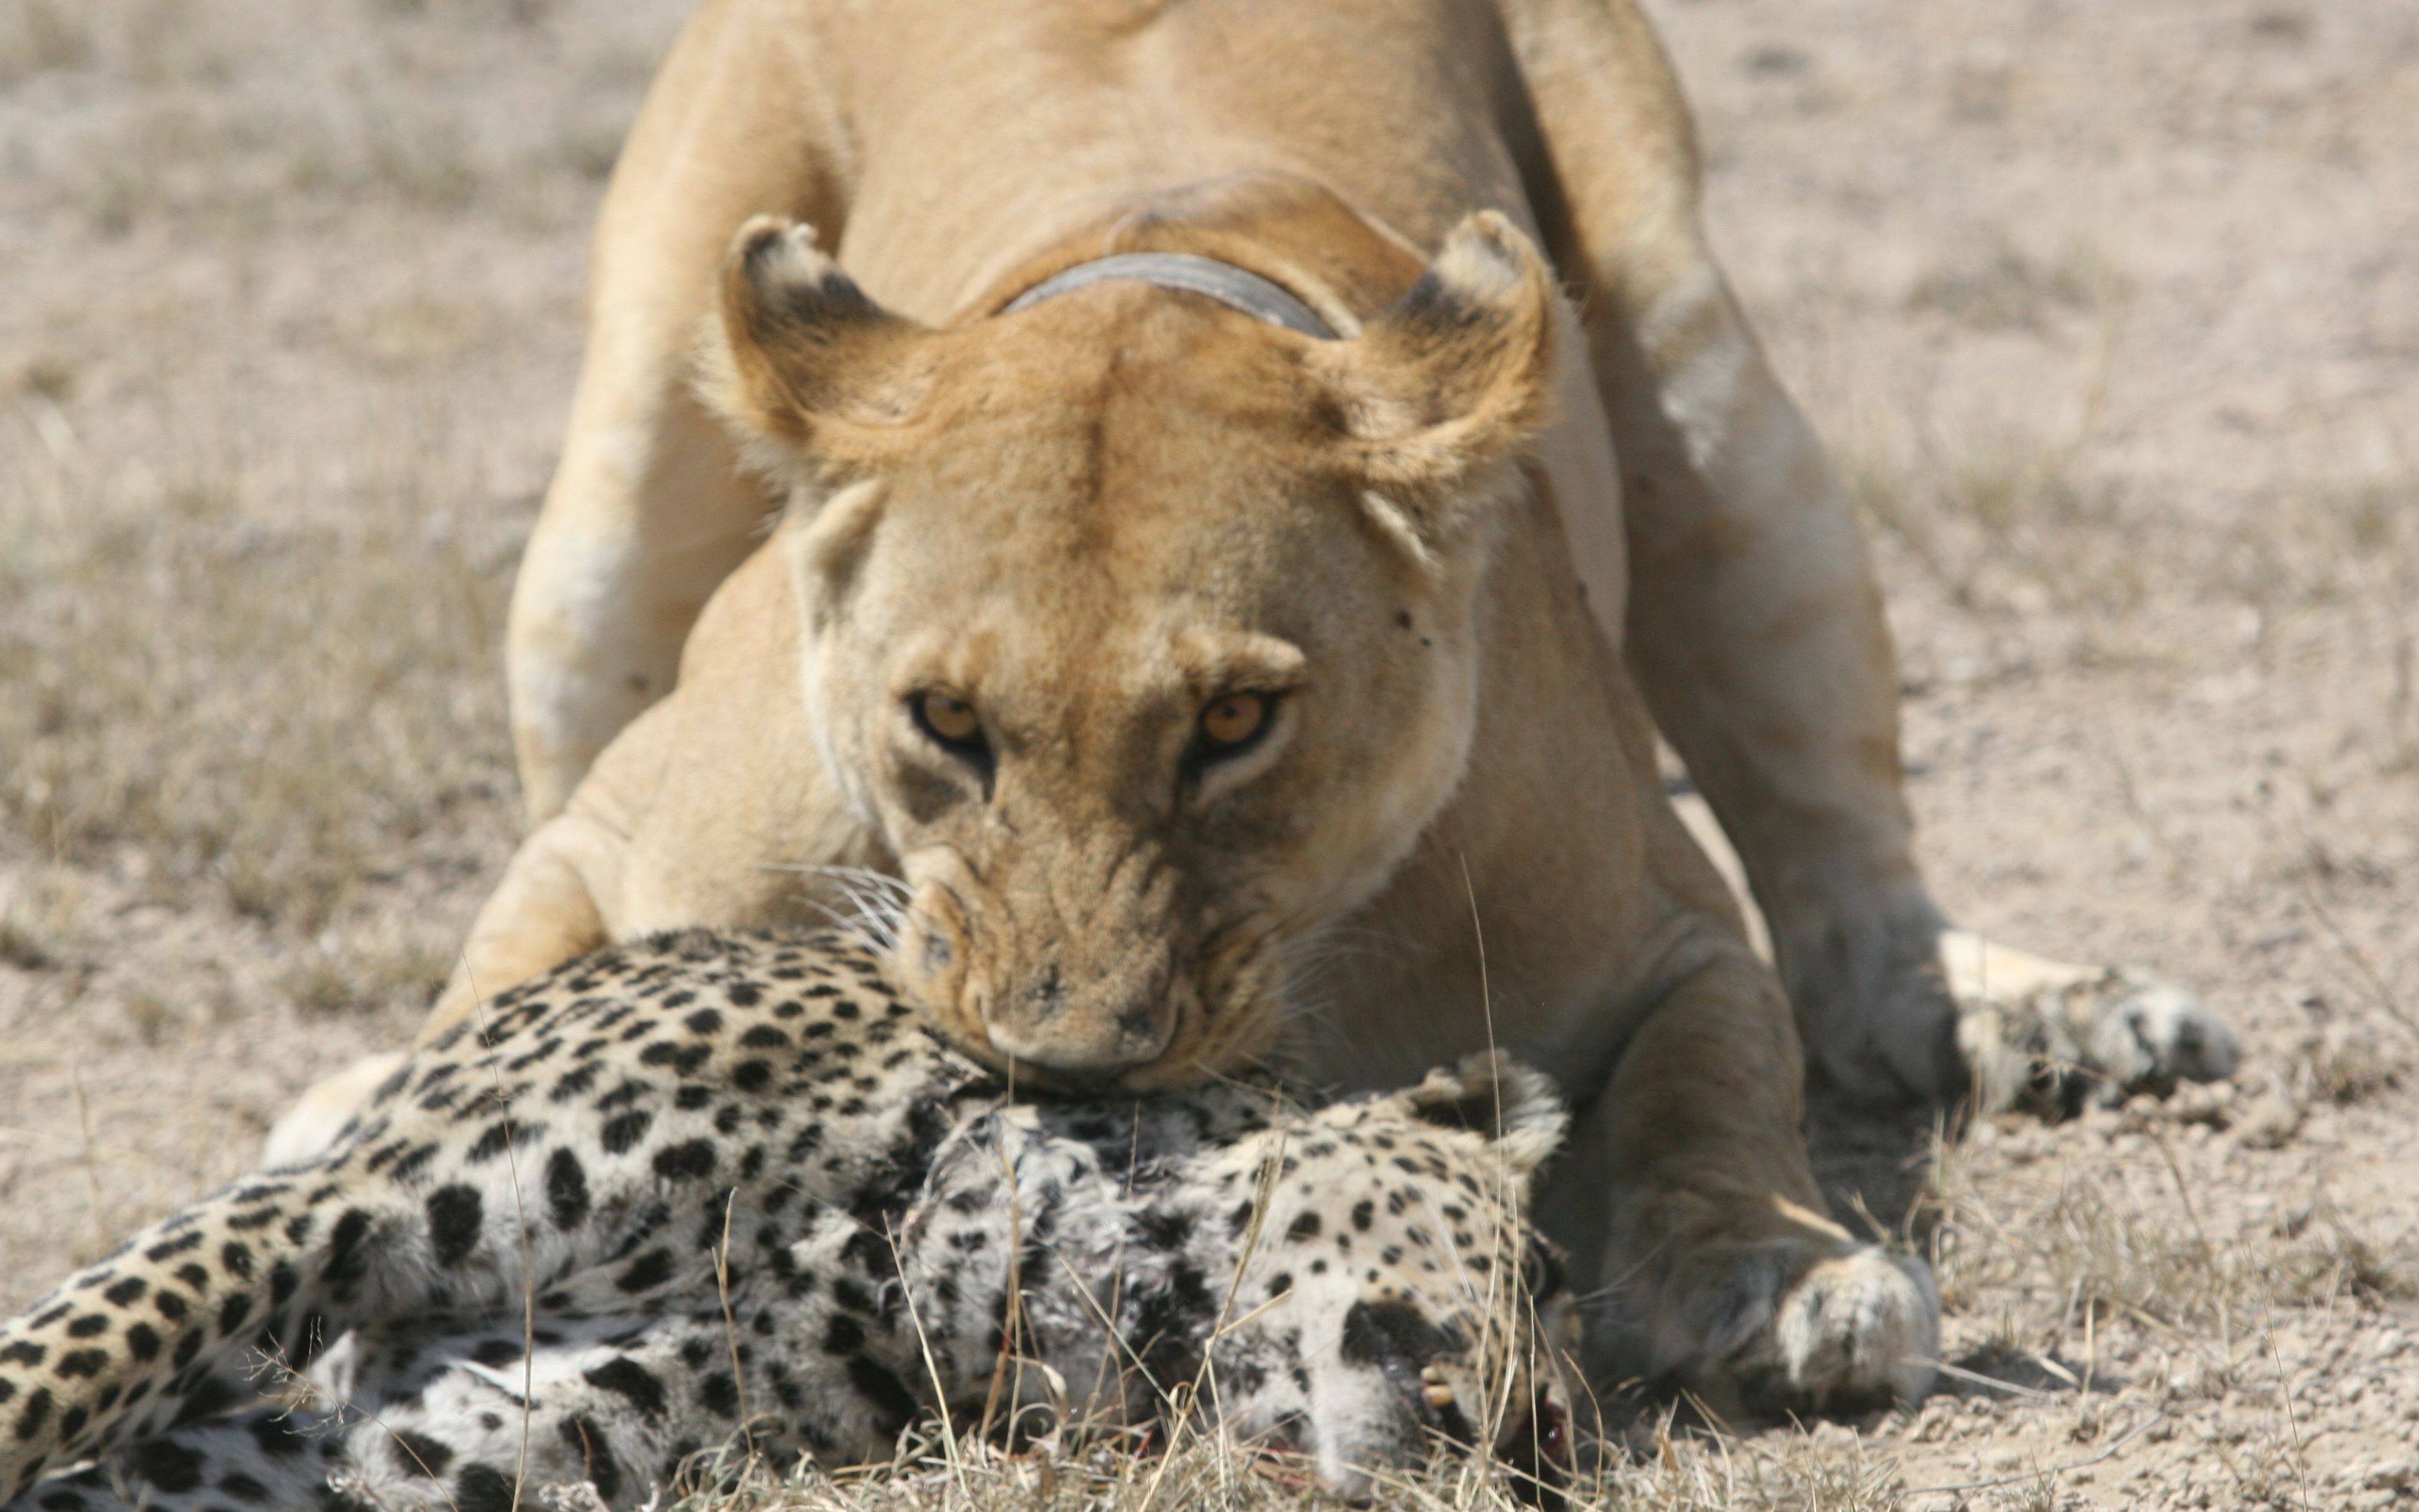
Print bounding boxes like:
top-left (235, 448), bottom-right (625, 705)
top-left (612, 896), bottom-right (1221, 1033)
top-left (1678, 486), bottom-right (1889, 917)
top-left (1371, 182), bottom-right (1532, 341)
top-left (1504, 0), bottom-right (2233, 1115)
top-left (1544, 946), bottom-right (1937, 1418)
top-left (509, 0), bottom-right (855, 821)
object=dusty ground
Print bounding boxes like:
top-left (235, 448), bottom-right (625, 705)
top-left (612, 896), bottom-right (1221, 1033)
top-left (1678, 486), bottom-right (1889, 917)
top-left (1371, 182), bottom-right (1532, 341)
top-left (2, 2), bottom-right (2414, 1507)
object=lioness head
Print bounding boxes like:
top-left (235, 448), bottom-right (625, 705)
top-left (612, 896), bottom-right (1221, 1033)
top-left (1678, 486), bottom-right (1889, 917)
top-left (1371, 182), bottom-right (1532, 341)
top-left (707, 187), bottom-right (1556, 1088)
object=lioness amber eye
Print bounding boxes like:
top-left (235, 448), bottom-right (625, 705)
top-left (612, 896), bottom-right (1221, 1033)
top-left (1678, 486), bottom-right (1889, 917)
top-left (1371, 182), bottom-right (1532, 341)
top-left (913, 691), bottom-right (983, 748)
top-left (1199, 693), bottom-right (1269, 750)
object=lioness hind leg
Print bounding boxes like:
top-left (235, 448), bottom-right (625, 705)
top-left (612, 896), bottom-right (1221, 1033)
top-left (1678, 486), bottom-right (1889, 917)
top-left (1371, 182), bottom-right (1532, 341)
top-left (1505, 0), bottom-right (1955, 1107)
top-left (509, 0), bottom-right (853, 822)
top-left (1506, 0), bottom-right (2235, 1115)
top-left (1544, 949), bottom-right (1939, 1420)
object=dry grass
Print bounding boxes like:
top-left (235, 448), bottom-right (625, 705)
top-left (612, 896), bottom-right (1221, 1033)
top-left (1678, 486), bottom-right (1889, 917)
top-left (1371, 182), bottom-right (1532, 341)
top-left (1931, 1151), bottom-right (2419, 1340)
top-left (571, 1413), bottom-right (1920, 1512)
top-left (0, 403), bottom-right (512, 937)
top-left (1907, 239), bottom-right (2118, 334)
top-left (0, 0), bottom-right (95, 84)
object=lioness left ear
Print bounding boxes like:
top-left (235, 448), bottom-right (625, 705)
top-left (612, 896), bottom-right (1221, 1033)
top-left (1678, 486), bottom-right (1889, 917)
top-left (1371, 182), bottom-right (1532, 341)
top-left (1314, 211), bottom-right (1557, 506)
top-left (704, 216), bottom-right (938, 478)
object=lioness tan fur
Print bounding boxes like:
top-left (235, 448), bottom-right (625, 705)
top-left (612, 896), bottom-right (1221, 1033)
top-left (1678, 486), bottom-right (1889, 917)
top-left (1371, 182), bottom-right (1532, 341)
top-left (275, 0), bottom-right (2239, 1418)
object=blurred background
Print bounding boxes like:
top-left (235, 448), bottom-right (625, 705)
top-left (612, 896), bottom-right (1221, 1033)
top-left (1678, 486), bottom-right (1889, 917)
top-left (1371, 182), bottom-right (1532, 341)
top-left (2, 2), bottom-right (2414, 1501)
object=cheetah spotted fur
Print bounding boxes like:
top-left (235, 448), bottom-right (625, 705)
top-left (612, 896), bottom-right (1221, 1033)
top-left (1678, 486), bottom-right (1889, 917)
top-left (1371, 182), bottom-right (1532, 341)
top-left (0, 931), bottom-right (1574, 1510)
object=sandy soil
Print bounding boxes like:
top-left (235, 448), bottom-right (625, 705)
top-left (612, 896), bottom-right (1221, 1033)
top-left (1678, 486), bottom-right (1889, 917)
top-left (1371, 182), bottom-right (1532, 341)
top-left (2, 2), bottom-right (2414, 1507)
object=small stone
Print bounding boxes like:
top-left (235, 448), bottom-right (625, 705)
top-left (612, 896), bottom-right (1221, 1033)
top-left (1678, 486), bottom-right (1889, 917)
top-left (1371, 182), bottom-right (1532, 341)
top-left (2236, 1093), bottom-right (2302, 1149)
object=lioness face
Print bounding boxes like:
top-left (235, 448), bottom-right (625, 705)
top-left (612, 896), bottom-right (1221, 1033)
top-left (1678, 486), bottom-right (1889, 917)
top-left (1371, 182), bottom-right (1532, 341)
top-left (710, 212), bottom-right (1554, 1087)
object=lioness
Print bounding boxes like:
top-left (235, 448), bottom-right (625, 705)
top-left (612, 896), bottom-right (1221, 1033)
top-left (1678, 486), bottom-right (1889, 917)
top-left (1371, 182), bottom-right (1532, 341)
top-left (278, 0), bottom-right (2235, 1416)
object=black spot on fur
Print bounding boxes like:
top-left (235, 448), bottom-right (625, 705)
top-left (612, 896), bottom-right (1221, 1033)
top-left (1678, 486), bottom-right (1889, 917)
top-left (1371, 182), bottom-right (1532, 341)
top-left (323, 1209), bottom-right (374, 1291)
top-left (170, 1372), bottom-right (239, 1427)
top-left (466, 1122), bottom-right (513, 1164)
top-left (822, 1313), bottom-right (865, 1355)
top-left (652, 1140), bottom-right (717, 1181)
top-left (546, 1148), bottom-right (592, 1229)
top-left (845, 1359), bottom-right (918, 1431)
top-left (1340, 1297), bottom-right (1458, 1370)
top-left (582, 1357), bottom-right (669, 1421)
top-left (559, 1416), bottom-right (621, 1503)
top-left (126, 1438), bottom-right (207, 1493)
top-left (54, 1349), bottom-right (107, 1380)
top-left (617, 1249), bottom-right (675, 1293)
top-left (249, 1415), bottom-right (303, 1458)
top-left (426, 1185), bottom-right (485, 1267)
top-left (11, 1386), bottom-right (51, 1442)
top-left (550, 1062), bottom-right (602, 1102)
top-left (391, 1431), bottom-right (455, 1479)
top-left (601, 1110), bottom-right (653, 1154)
top-left (104, 1277), bottom-right (147, 1307)
top-left (451, 1464), bottom-right (518, 1512)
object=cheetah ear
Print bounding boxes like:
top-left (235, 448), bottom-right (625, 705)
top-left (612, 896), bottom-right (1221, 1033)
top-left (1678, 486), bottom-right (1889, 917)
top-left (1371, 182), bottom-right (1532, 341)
top-left (702, 216), bottom-right (940, 482)
top-left (1402, 1052), bottom-right (1567, 1179)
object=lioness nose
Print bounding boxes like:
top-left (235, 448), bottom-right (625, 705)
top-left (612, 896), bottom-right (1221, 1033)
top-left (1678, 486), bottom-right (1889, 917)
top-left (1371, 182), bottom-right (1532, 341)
top-left (985, 993), bottom-right (1174, 1082)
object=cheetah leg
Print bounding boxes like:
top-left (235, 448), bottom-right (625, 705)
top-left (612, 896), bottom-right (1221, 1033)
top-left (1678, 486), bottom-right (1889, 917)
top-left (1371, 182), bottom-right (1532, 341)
top-left (8, 1093), bottom-right (657, 1494)
top-left (0, 1417), bottom-right (342, 1512)
top-left (0, 1164), bottom-right (420, 1500)
top-left (1543, 949), bottom-right (1939, 1421)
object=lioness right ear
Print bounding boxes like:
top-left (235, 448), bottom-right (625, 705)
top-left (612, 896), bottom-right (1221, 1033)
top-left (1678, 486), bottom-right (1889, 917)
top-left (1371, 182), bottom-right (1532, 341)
top-left (706, 216), bottom-right (937, 476)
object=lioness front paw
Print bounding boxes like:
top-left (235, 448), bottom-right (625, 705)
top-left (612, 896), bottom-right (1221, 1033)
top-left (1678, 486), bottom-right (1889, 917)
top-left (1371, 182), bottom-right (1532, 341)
top-left (1942, 930), bottom-right (2239, 1115)
top-left (1757, 1246), bottom-right (1939, 1413)
top-left (1690, 1239), bottom-right (1938, 1419)
top-left (1607, 1221), bottom-right (1939, 1422)
top-left (262, 1050), bottom-right (407, 1168)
